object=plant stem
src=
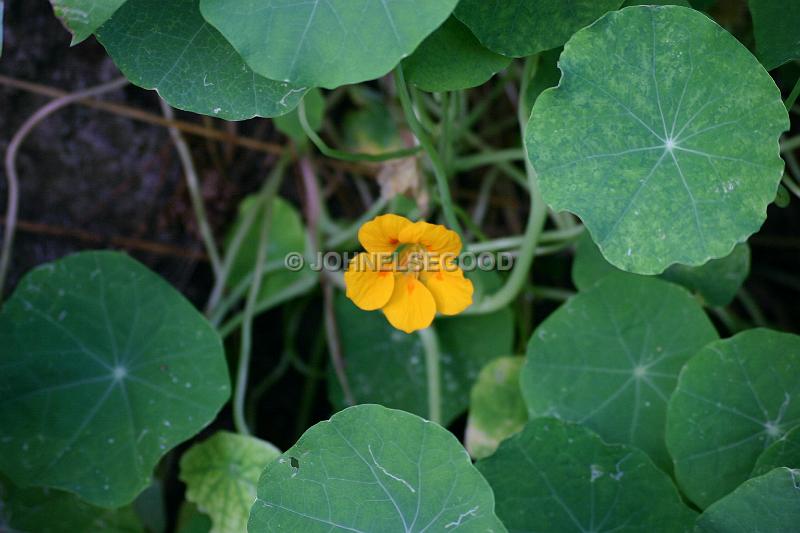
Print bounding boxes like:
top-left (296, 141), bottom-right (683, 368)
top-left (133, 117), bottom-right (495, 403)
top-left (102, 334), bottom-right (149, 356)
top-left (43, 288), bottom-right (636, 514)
top-left (453, 148), bottom-right (526, 171)
top-left (464, 57), bottom-right (548, 315)
top-left (1, 77), bottom-right (128, 300)
top-left (232, 161), bottom-right (286, 436)
top-left (417, 327), bottom-right (442, 424)
top-left (160, 100), bottom-right (223, 278)
top-left (298, 98), bottom-right (420, 162)
top-left (785, 75), bottom-right (800, 111)
top-left (395, 67), bottom-right (463, 235)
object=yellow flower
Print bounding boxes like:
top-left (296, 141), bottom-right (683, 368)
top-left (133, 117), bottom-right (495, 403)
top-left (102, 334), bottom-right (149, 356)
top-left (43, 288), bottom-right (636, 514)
top-left (344, 214), bottom-right (474, 333)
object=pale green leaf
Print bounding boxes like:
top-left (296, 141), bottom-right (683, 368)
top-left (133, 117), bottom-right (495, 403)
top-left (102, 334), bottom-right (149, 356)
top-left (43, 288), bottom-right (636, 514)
top-left (50, 0), bottom-right (127, 44)
top-left (199, 0), bottom-right (459, 89)
top-left (455, 0), bottom-right (624, 57)
top-left (248, 404), bottom-right (505, 532)
top-left (696, 467), bottom-right (800, 532)
top-left (753, 425), bottom-right (800, 476)
top-left (94, 0), bottom-right (307, 120)
top-left (572, 233), bottom-right (751, 306)
top-left (749, 0), bottom-right (800, 70)
top-left (180, 431), bottom-right (280, 533)
top-left (465, 356), bottom-right (527, 460)
top-left (0, 475), bottom-right (143, 533)
top-left (0, 251), bottom-right (230, 507)
top-left (477, 418), bottom-right (697, 532)
top-left (666, 328), bottom-right (800, 508)
top-left (330, 272), bottom-right (514, 425)
top-left (527, 5), bottom-right (788, 274)
top-left (521, 275), bottom-right (718, 470)
top-left (402, 17), bottom-right (511, 92)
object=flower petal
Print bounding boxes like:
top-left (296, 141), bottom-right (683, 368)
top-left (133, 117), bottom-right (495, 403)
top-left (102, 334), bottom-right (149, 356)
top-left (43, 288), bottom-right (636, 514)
top-left (357, 214), bottom-right (412, 254)
top-left (344, 253), bottom-right (395, 311)
top-left (398, 221), bottom-right (461, 257)
top-left (421, 268), bottom-right (474, 315)
top-left (382, 274), bottom-right (436, 333)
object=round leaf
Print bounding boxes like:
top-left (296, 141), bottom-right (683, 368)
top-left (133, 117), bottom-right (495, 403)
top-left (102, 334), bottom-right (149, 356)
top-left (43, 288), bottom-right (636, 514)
top-left (95, 0), bottom-right (307, 120)
top-left (455, 0), bottom-right (623, 57)
top-left (476, 418), bottom-right (697, 532)
top-left (180, 431), bottom-right (280, 533)
top-left (402, 17), bottom-right (511, 92)
top-left (666, 328), bottom-right (800, 508)
top-left (330, 272), bottom-right (514, 425)
top-left (0, 475), bottom-right (143, 533)
top-left (749, 0), bottom-right (800, 70)
top-left (526, 5), bottom-right (788, 274)
top-left (753, 425), bottom-right (800, 477)
top-left (572, 233), bottom-right (752, 306)
top-left (696, 467), bottom-right (800, 532)
top-left (199, 0), bottom-right (459, 89)
top-left (521, 275), bottom-right (718, 469)
top-left (0, 251), bottom-right (230, 507)
top-left (248, 404), bottom-right (505, 532)
top-left (50, 0), bottom-right (127, 44)
top-left (465, 356), bottom-right (528, 460)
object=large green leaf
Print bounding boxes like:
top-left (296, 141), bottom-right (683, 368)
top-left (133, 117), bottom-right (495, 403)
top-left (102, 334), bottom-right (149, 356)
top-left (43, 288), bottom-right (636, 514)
top-left (180, 431), bottom-right (280, 533)
top-left (330, 272), bottom-right (514, 425)
top-left (666, 329), bottom-right (800, 508)
top-left (521, 275), bottom-right (718, 470)
top-left (199, 0), bottom-right (459, 89)
top-left (695, 467), bottom-right (800, 532)
top-left (572, 233), bottom-right (751, 306)
top-left (465, 356), bottom-right (527, 460)
top-left (0, 251), bottom-right (230, 507)
top-left (49, 0), bottom-right (127, 44)
top-left (749, 0), bottom-right (800, 70)
top-left (455, 0), bottom-right (623, 58)
top-left (402, 16), bottom-right (511, 92)
top-left (248, 404), bottom-right (505, 532)
top-left (526, 5), bottom-right (788, 275)
top-left (752, 425), bottom-right (800, 476)
top-left (0, 475), bottom-right (143, 532)
top-left (477, 418), bottom-right (697, 532)
top-left (94, 0), bottom-right (306, 120)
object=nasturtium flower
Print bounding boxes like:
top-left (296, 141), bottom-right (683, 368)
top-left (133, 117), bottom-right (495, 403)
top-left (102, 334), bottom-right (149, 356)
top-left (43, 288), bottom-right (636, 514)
top-left (344, 214), bottom-right (474, 333)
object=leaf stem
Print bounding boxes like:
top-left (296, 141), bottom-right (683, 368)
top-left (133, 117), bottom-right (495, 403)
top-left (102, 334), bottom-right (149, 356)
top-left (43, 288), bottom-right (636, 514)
top-left (298, 98), bottom-right (420, 162)
top-left (785, 74), bottom-right (800, 111)
top-left (395, 66), bottom-right (463, 235)
top-left (417, 327), bottom-right (442, 425)
top-left (232, 160), bottom-right (286, 436)
top-left (160, 100), bottom-right (223, 278)
top-left (453, 148), bottom-right (526, 172)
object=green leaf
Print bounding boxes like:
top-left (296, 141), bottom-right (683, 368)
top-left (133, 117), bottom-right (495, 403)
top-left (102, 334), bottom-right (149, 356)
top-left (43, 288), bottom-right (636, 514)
top-left (526, 5), bottom-right (789, 274)
top-left (176, 503), bottom-right (212, 533)
top-left (402, 17), bottom-right (511, 92)
top-left (0, 251), bottom-right (230, 507)
top-left (273, 89), bottom-right (325, 144)
top-left (342, 102), bottom-right (404, 155)
top-left (199, 0), bottom-right (459, 89)
top-left (49, 0), bottom-right (127, 44)
top-left (521, 275), bottom-right (718, 470)
top-left (624, 0), bottom-right (691, 6)
top-left (0, 475), bottom-right (143, 532)
top-left (330, 272), bottom-right (514, 425)
top-left (695, 467), bottom-right (800, 532)
top-left (94, 0), bottom-right (307, 120)
top-left (465, 356), bottom-right (527, 460)
top-left (455, 0), bottom-right (624, 58)
top-left (753, 425), bottom-right (800, 476)
top-left (523, 48), bottom-right (562, 119)
top-left (225, 196), bottom-right (317, 303)
top-left (666, 328), bottom-right (800, 508)
top-left (749, 0), bottom-right (800, 70)
top-left (180, 431), bottom-right (280, 533)
top-left (248, 404), bottom-right (505, 532)
top-left (572, 233), bottom-right (751, 306)
top-left (477, 418), bottom-right (697, 532)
